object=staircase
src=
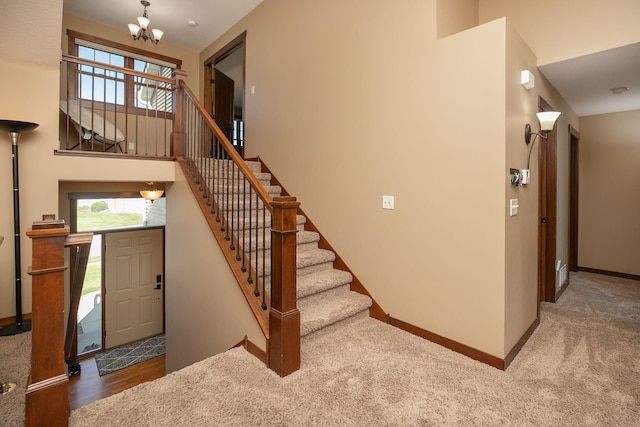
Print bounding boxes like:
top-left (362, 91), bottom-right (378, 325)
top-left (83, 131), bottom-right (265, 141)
top-left (198, 158), bottom-right (373, 339)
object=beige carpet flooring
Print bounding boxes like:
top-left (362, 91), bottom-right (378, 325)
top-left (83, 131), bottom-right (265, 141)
top-left (68, 272), bottom-right (640, 426)
top-left (0, 331), bottom-right (30, 427)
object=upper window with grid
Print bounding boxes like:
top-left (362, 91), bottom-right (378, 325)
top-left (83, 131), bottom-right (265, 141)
top-left (69, 30), bottom-right (182, 115)
top-left (78, 45), bottom-right (126, 106)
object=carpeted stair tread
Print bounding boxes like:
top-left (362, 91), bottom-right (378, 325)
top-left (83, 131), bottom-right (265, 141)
top-left (298, 286), bottom-right (372, 337)
top-left (240, 230), bottom-right (319, 252)
top-left (258, 247), bottom-right (335, 276)
top-left (227, 213), bottom-right (306, 231)
top-left (296, 248), bottom-right (335, 271)
top-left (297, 269), bottom-right (353, 299)
top-left (205, 181), bottom-right (281, 196)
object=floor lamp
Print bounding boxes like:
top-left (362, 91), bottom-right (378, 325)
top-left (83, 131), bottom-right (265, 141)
top-left (0, 120), bottom-right (39, 336)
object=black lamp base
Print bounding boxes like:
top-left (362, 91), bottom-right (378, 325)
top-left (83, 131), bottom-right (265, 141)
top-left (0, 320), bottom-right (31, 336)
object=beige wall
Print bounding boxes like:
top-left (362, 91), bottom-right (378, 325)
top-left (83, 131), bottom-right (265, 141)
top-left (578, 110), bottom-right (640, 276)
top-left (202, 1), bottom-right (520, 358)
top-left (0, 1), bottom-right (63, 319)
top-left (503, 24), bottom-right (540, 355)
top-left (437, 0), bottom-right (479, 39)
top-left (479, 0), bottom-right (640, 66)
top-left (164, 168), bottom-right (265, 372)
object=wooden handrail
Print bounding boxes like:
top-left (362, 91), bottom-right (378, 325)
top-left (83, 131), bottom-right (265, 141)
top-left (178, 80), bottom-right (274, 210)
top-left (175, 79), bottom-right (301, 376)
top-left (62, 54), bottom-right (174, 85)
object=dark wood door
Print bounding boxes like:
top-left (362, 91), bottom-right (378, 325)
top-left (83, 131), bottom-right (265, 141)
top-left (569, 126), bottom-right (581, 272)
top-left (213, 68), bottom-right (238, 156)
top-left (538, 98), bottom-right (558, 303)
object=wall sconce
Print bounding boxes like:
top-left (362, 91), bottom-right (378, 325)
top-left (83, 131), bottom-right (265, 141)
top-left (140, 181), bottom-right (164, 202)
top-left (521, 70), bottom-right (535, 90)
top-left (525, 111), bottom-right (561, 145)
top-left (511, 111), bottom-right (561, 186)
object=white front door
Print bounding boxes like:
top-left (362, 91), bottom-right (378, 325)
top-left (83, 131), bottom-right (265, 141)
top-left (105, 228), bottom-right (163, 348)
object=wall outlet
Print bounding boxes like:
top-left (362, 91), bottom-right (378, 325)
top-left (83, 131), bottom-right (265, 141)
top-left (382, 195), bottom-right (394, 210)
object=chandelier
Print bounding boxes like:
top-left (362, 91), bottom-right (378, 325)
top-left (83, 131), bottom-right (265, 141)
top-left (128, 1), bottom-right (164, 44)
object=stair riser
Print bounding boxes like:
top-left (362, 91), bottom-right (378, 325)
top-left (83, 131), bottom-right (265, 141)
top-left (240, 240), bottom-right (318, 253)
top-left (220, 215), bottom-right (305, 231)
top-left (193, 158), bottom-right (261, 171)
top-left (253, 260), bottom-right (333, 279)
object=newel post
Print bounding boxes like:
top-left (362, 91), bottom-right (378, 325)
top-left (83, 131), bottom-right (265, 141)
top-left (171, 69), bottom-right (188, 157)
top-left (269, 196), bottom-right (301, 377)
top-left (25, 219), bottom-right (70, 427)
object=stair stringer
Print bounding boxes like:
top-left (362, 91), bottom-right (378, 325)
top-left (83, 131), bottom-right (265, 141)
top-left (249, 157), bottom-right (388, 324)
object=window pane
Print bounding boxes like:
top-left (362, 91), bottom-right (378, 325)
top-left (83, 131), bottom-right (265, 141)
top-left (77, 45), bottom-right (126, 106)
top-left (75, 43), bottom-right (173, 112)
top-left (134, 60), bottom-right (173, 112)
top-left (77, 198), bottom-right (165, 232)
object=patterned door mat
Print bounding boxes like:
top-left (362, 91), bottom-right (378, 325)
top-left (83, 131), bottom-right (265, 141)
top-left (94, 335), bottom-right (165, 376)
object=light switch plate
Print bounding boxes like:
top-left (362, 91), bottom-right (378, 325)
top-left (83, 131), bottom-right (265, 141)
top-left (509, 199), bottom-right (519, 216)
top-left (382, 195), bottom-right (394, 210)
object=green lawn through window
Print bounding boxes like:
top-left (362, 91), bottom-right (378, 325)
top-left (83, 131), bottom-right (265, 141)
top-left (77, 212), bottom-right (143, 232)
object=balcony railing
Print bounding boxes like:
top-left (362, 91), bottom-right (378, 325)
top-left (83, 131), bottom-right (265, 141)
top-left (59, 54), bottom-right (174, 158)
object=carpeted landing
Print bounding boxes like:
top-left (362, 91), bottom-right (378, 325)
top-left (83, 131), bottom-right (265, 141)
top-left (69, 272), bottom-right (640, 426)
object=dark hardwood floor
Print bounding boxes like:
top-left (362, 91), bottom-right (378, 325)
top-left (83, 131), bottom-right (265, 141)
top-left (69, 354), bottom-right (166, 410)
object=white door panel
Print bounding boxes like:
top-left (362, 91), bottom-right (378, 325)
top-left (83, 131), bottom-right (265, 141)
top-left (105, 228), bottom-right (163, 348)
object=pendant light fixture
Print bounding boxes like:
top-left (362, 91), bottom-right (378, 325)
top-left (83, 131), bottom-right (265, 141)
top-left (140, 181), bottom-right (164, 202)
top-left (128, 1), bottom-right (164, 45)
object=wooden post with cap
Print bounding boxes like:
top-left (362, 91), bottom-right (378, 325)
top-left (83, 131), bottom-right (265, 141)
top-left (25, 218), bottom-right (70, 426)
top-left (268, 196), bottom-right (301, 376)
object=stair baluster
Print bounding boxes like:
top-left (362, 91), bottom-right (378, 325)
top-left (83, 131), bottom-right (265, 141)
top-left (174, 79), bottom-right (299, 376)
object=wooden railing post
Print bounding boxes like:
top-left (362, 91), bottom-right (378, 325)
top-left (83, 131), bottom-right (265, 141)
top-left (25, 219), bottom-right (70, 427)
top-left (269, 196), bottom-right (301, 377)
top-left (171, 69), bottom-right (188, 157)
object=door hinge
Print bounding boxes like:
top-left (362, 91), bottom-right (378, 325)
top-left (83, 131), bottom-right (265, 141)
top-left (541, 218), bottom-right (547, 223)
top-left (210, 79), bottom-right (215, 84)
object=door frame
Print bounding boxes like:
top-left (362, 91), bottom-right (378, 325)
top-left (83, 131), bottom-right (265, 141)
top-left (68, 192), bottom-right (166, 355)
top-left (568, 125), bottom-right (581, 272)
top-left (204, 32), bottom-right (246, 157)
top-left (538, 97), bottom-right (559, 303)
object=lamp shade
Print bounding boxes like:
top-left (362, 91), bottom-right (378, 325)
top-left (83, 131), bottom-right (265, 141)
top-left (140, 189), bottom-right (163, 201)
top-left (128, 23), bottom-right (141, 36)
top-left (536, 111), bottom-right (561, 131)
top-left (137, 16), bottom-right (150, 29)
top-left (151, 28), bottom-right (164, 41)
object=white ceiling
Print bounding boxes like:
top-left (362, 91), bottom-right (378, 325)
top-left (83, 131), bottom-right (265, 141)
top-left (539, 42), bottom-right (640, 117)
top-left (63, 0), bottom-right (263, 52)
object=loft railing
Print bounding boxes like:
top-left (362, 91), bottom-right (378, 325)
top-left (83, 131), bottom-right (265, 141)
top-left (59, 54), bottom-right (174, 158)
top-left (174, 76), bottom-right (301, 376)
